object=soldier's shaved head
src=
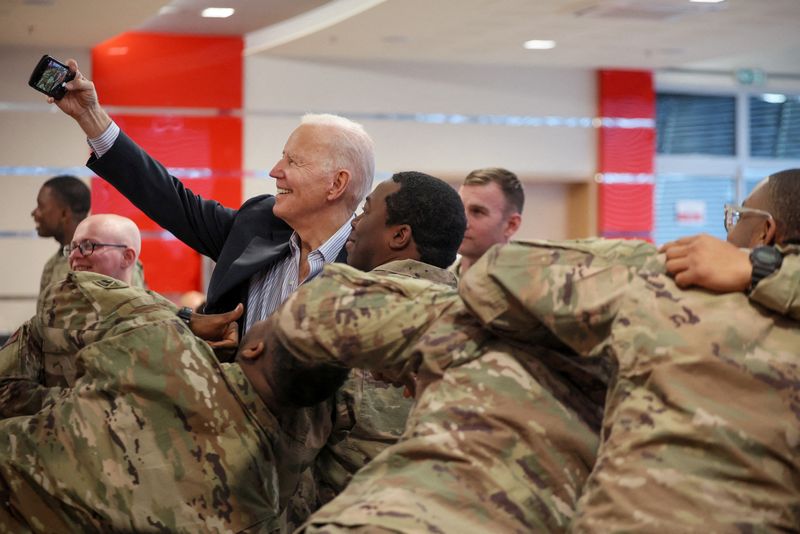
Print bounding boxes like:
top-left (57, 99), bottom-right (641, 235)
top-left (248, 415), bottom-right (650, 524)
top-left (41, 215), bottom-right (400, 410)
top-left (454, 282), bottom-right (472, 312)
top-left (68, 214), bottom-right (141, 285)
top-left (237, 316), bottom-right (349, 410)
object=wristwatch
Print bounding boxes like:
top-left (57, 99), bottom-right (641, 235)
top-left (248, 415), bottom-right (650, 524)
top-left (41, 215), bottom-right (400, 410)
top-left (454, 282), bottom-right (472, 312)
top-left (177, 306), bottom-right (193, 325)
top-left (749, 245), bottom-right (783, 292)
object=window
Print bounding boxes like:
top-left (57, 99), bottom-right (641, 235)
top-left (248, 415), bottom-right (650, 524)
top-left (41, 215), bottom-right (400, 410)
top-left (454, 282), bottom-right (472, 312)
top-left (656, 93), bottom-right (736, 156)
top-left (750, 95), bottom-right (800, 159)
top-left (654, 85), bottom-right (800, 245)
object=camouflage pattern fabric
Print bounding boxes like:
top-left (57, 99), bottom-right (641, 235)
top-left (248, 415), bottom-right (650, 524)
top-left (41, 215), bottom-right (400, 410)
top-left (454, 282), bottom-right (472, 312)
top-left (38, 249), bottom-right (70, 294)
top-left (283, 260), bottom-right (456, 530)
top-left (749, 244), bottom-right (800, 321)
top-left (459, 239), bottom-right (800, 532)
top-left (38, 249), bottom-right (147, 294)
top-left (271, 263), bottom-right (601, 532)
top-left (0, 271), bottom-right (281, 532)
top-left (1, 268), bottom-right (160, 419)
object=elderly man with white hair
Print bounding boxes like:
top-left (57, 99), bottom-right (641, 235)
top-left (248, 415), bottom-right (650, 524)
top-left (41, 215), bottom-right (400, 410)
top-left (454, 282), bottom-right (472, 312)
top-left (50, 59), bottom-right (375, 335)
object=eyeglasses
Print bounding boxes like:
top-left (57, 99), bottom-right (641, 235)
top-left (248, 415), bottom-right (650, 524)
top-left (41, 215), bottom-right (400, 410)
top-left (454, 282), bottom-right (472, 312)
top-left (63, 240), bottom-right (127, 258)
top-left (723, 203), bottom-right (773, 233)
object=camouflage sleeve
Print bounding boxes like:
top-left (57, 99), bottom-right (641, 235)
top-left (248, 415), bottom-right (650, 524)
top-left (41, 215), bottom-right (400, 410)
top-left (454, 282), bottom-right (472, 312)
top-left (458, 239), bottom-right (657, 356)
top-left (749, 249), bottom-right (800, 320)
top-left (0, 319), bottom-right (63, 418)
top-left (272, 263), bottom-right (459, 375)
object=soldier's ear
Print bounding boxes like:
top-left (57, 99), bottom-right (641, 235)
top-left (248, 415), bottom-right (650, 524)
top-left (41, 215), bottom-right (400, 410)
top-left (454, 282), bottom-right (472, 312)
top-left (389, 224), bottom-right (412, 251)
top-left (762, 216), bottom-right (778, 246)
top-left (121, 248), bottom-right (136, 268)
top-left (240, 340), bottom-right (265, 360)
top-left (503, 212), bottom-right (522, 240)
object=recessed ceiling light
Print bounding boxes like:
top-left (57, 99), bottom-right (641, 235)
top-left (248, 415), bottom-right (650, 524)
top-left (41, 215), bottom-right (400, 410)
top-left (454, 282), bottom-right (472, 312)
top-left (689, 0), bottom-right (725, 3)
top-left (523, 39), bottom-right (556, 50)
top-left (202, 7), bottom-right (235, 18)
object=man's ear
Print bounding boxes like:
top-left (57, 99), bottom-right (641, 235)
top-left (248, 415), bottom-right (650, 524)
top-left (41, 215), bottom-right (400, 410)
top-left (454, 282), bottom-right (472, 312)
top-left (240, 340), bottom-right (265, 361)
top-left (121, 248), bottom-right (136, 268)
top-left (388, 224), bottom-right (412, 251)
top-left (760, 217), bottom-right (779, 246)
top-left (504, 212), bottom-right (522, 239)
top-left (327, 169), bottom-right (352, 202)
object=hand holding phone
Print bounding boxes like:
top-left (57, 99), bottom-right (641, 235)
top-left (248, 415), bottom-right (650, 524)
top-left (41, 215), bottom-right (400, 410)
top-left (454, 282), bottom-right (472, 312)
top-left (28, 55), bottom-right (75, 100)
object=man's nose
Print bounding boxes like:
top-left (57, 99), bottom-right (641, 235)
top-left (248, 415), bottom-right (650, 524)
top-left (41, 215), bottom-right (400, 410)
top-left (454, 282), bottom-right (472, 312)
top-left (269, 160), bottom-right (284, 179)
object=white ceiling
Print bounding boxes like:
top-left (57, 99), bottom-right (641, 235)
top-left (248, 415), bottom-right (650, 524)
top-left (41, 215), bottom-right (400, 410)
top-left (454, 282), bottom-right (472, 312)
top-left (2, 0), bottom-right (799, 76)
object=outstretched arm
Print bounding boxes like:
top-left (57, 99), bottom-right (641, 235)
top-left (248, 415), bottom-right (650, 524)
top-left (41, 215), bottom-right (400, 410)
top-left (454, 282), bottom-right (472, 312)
top-left (661, 234), bottom-right (751, 293)
top-left (661, 234), bottom-right (800, 319)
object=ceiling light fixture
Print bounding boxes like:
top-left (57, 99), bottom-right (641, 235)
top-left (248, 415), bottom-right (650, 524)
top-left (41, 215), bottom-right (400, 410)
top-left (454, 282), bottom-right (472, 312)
top-left (523, 39), bottom-right (556, 50)
top-left (689, 0), bottom-right (725, 3)
top-left (202, 7), bottom-right (235, 18)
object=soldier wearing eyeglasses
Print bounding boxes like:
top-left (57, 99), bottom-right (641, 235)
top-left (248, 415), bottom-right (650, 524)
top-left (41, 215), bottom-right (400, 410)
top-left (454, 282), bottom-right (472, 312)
top-left (662, 168), bottom-right (800, 319)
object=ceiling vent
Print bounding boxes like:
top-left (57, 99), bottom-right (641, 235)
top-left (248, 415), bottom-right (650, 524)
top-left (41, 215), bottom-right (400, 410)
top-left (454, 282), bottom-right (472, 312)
top-left (573, 0), bottom-right (723, 21)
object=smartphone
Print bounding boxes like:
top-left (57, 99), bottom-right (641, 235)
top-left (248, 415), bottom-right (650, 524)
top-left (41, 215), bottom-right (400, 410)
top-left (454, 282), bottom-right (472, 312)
top-left (28, 55), bottom-right (75, 100)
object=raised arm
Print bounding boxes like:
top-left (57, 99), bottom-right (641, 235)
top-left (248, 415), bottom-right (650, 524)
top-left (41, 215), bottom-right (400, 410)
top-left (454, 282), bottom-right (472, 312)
top-left (272, 264), bottom-right (461, 378)
top-left (459, 239), bottom-right (653, 356)
top-left (51, 60), bottom-right (237, 260)
top-left (661, 234), bottom-right (800, 319)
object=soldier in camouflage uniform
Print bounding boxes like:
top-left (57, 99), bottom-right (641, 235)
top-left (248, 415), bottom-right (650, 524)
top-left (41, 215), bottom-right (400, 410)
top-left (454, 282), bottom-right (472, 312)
top-left (284, 172), bottom-right (467, 528)
top-left (0, 214), bottom-right (158, 417)
top-left (267, 261), bottom-right (602, 533)
top-left (0, 270), bottom-right (347, 532)
top-left (453, 171), bottom-right (800, 532)
top-left (33, 176), bottom-right (145, 293)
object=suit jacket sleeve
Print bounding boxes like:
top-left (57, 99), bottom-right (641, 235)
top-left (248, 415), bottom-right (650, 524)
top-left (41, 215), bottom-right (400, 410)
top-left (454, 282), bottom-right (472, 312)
top-left (87, 130), bottom-right (236, 261)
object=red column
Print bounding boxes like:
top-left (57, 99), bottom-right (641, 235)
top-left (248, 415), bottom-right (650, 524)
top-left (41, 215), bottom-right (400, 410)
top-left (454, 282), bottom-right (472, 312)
top-left (597, 70), bottom-right (655, 240)
top-left (90, 32), bottom-right (243, 293)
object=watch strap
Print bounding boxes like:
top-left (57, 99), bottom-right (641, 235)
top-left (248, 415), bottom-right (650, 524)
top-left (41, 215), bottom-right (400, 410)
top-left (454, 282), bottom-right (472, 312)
top-left (177, 306), bottom-right (193, 325)
top-left (749, 246), bottom-right (783, 292)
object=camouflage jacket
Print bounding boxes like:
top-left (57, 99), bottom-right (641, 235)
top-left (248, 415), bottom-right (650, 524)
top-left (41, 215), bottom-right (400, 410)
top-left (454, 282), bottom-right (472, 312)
top-left (0, 272), bottom-right (281, 533)
top-left (272, 263), bottom-right (601, 532)
top-left (38, 249), bottom-right (70, 294)
top-left (749, 244), bottom-right (800, 321)
top-left (459, 239), bottom-right (800, 532)
top-left (2, 269), bottom-right (157, 419)
top-left (313, 261), bottom-right (457, 503)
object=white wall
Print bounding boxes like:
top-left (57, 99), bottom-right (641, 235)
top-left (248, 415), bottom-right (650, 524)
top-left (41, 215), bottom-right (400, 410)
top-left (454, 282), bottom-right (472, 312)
top-left (0, 46), bottom-right (92, 333)
top-left (243, 56), bottom-right (597, 241)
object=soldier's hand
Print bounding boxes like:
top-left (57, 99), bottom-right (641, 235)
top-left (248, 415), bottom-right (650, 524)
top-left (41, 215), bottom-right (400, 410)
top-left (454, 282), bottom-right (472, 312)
top-left (48, 59), bottom-right (112, 139)
top-left (190, 303), bottom-right (244, 347)
top-left (660, 234), bottom-right (751, 293)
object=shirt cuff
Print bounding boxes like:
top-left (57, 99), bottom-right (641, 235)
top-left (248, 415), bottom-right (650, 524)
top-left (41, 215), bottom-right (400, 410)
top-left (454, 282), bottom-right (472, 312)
top-left (87, 121), bottom-right (120, 158)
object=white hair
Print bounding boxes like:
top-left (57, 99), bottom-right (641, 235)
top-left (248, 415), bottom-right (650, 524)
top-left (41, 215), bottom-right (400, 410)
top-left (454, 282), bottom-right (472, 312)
top-left (301, 113), bottom-right (375, 208)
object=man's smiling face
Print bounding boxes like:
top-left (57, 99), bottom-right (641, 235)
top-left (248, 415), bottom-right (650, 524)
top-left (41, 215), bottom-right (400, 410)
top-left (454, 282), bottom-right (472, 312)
top-left (269, 124), bottom-right (338, 226)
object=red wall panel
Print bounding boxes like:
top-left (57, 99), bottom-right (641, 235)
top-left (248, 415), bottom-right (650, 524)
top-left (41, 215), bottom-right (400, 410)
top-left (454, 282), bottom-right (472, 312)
top-left (91, 33), bottom-right (243, 294)
top-left (92, 32), bottom-right (242, 109)
top-left (597, 70), bottom-right (656, 239)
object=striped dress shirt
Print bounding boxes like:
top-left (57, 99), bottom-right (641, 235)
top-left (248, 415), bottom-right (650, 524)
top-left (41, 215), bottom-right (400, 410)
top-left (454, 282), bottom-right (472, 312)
top-left (244, 218), bottom-right (352, 332)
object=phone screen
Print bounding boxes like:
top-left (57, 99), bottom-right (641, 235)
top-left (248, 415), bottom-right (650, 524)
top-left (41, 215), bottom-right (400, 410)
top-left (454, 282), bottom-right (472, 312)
top-left (29, 55), bottom-right (74, 99)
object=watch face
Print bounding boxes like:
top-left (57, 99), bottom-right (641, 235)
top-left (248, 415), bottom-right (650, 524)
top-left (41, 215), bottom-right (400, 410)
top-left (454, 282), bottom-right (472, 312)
top-left (752, 245), bottom-right (783, 265)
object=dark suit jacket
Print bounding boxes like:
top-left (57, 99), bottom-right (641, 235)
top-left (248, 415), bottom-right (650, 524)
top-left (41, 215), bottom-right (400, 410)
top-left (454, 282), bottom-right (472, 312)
top-left (88, 131), bottom-right (347, 326)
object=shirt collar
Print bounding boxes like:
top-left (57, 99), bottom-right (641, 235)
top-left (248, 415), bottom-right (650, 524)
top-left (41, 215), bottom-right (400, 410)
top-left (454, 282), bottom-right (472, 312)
top-left (287, 215), bottom-right (354, 262)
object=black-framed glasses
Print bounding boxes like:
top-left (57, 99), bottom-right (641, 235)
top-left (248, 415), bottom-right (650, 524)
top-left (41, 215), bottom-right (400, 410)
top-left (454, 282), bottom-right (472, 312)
top-left (723, 203), bottom-right (773, 233)
top-left (63, 240), bottom-right (127, 258)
